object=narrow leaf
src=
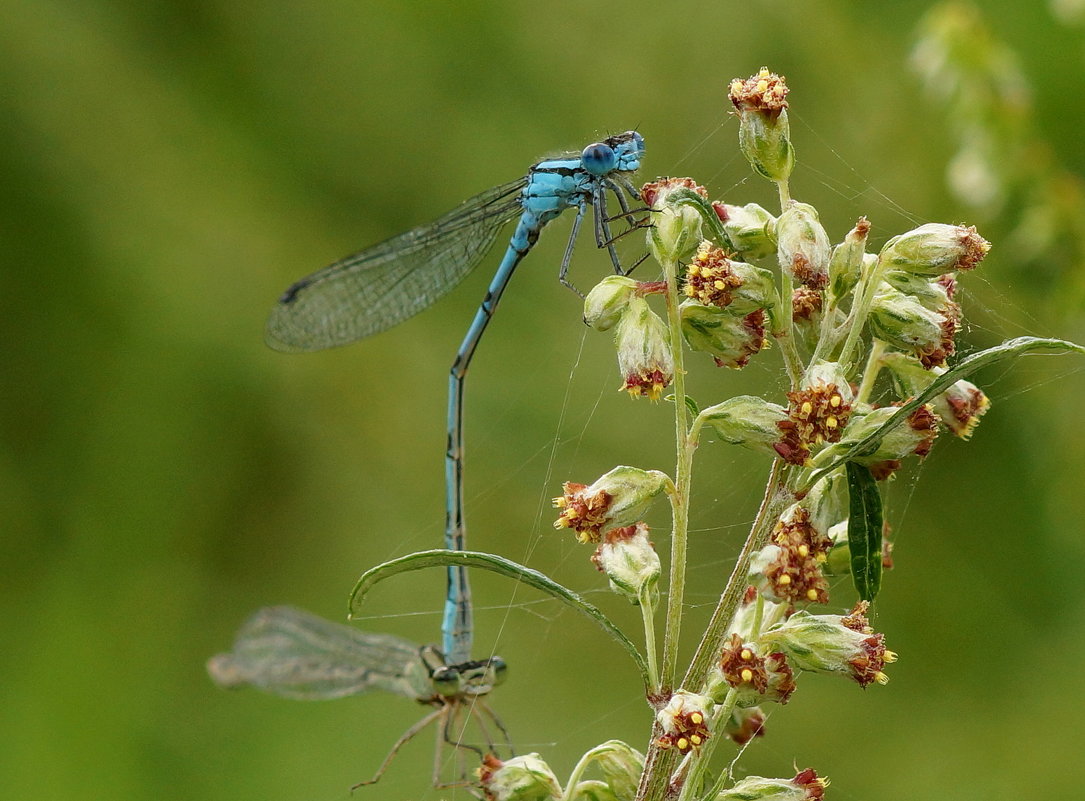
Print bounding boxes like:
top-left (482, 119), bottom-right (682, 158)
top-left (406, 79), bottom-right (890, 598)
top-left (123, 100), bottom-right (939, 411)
top-left (349, 549), bottom-right (650, 687)
top-left (846, 462), bottom-right (883, 602)
top-left (804, 336), bottom-right (1084, 491)
top-left (667, 392), bottom-right (701, 418)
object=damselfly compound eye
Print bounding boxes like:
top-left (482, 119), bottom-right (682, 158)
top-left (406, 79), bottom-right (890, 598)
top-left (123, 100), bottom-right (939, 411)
top-left (582, 142), bottom-right (618, 176)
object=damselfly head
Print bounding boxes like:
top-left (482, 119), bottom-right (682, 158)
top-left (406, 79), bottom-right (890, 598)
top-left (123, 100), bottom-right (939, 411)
top-left (428, 654), bottom-right (508, 699)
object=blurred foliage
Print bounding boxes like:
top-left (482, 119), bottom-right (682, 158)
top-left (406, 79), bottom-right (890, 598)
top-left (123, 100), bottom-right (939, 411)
top-left (0, 2), bottom-right (1083, 800)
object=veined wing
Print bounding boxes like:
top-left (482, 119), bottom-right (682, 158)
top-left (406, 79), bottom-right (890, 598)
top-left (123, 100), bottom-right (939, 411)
top-left (207, 606), bottom-right (433, 701)
top-left (267, 179), bottom-right (527, 352)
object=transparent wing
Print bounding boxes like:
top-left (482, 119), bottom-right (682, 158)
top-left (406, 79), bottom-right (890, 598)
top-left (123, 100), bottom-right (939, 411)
top-left (266, 179), bottom-right (527, 352)
top-left (207, 606), bottom-right (432, 701)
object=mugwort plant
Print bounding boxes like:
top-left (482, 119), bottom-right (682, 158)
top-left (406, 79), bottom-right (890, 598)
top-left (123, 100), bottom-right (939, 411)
top-left (212, 67), bottom-right (1083, 801)
top-left (466, 67), bottom-right (1082, 801)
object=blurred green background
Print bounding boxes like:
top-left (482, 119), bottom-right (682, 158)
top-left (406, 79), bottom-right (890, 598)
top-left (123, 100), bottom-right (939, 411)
top-left (3, 1), bottom-right (1084, 799)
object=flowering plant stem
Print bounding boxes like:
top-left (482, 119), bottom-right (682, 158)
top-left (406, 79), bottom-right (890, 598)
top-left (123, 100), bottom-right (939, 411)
top-left (660, 255), bottom-right (692, 693)
top-left (638, 459), bottom-right (792, 801)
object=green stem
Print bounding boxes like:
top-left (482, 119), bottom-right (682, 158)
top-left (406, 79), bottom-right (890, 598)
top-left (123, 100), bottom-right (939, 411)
top-left (776, 179), bottom-right (791, 209)
top-left (680, 460), bottom-right (791, 692)
top-left (661, 256), bottom-right (693, 691)
top-left (641, 587), bottom-right (661, 694)
top-left (855, 339), bottom-right (887, 405)
top-left (838, 254), bottom-right (888, 371)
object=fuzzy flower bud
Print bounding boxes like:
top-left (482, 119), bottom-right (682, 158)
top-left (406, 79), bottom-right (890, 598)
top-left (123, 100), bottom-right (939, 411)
top-left (553, 466), bottom-right (669, 543)
top-left (714, 633), bottom-right (796, 706)
top-left (716, 769), bottom-right (828, 801)
top-left (775, 362), bottom-right (854, 466)
top-left (701, 396), bottom-right (790, 457)
top-left (612, 296), bottom-right (673, 400)
top-left (827, 403), bottom-right (940, 479)
top-left (750, 483), bottom-right (847, 602)
top-left (583, 275), bottom-right (640, 332)
top-left (725, 586), bottom-right (782, 642)
top-left (591, 740), bottom-right (644, 801)
top-left (868, 283), bottom-right (961, 369)
top-left (680, 302), bottom-right (768, 369)
top-left (880, 352), bottom-right (991, 440)
top-left (828, 217), bottom-right (870, 299)
top-left (749, 542), bottom-right (829, 605)
top-left (822, 519), bottom-right (894, 577)
top-left (642, 177), bottom-right (707, 264)
top-left (760, 602), bottom-right (896, 687)
top-left (883, 269), bottom-right (953, 311)
top-left (590, 522), bottom-right (661, 605)
top-left (712, 202), bottom-right (777, 261)
top-left (723, 705), bottom-right (766, 745)
top-left (776, 202), bottom-right (830, 290)
top-left (878, 222), bottom-right (990, 276)
top-left (685, 241), bottom-right (742, 308)
top-left (655, 690), bottom-right (712, 754)
top-left (479, 754), bottom-right (562, 801)
top-left (791, 287), bottom-right (823, 347)
top-left (686, 241), bottom-right (777, 312)
top-left (729, 67), bottom-right (795, 183)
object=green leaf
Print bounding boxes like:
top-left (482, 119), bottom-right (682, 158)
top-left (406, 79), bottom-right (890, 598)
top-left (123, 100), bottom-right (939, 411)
top-left (349, 549), bottom-right (650, 688)
top-left (845, 462), bottom-right (883, 602)
top-left (665, 188), bottom-right (737, 251)
top-left (666, 392), bottom-right (700, 418)
top-left (803, 336), bottom-right (1085, 491)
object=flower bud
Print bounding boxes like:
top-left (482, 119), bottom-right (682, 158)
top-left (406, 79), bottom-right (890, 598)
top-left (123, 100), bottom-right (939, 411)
top-left (553, 466), bottom-right (669, 543)
top-left (729, 68), bottom-right (794, 183)
top-left (822, 403), bottom-right (939, 479)
top-left (583, 275), bottom-right (640, 332)
top-left (775, 362), bottom-right (854, 466)
top-left (723, 705), bottom-right (766, 745)
top-left (712, 202), bottom-right (777, 261)
top-left (791, 287), bottom-right (823, 347)
top-left (878, 222), bottom-right (990, 275)
top-left (680, 301), bottom-right (767, 369)
top-left (822, 520), bottom-right (852, 577)
top-left (479, 753), bottom-right (562, 801)
top-left (868, 283), bottom-right (961, 368)
top-left (822, 519), bottom-right (894, 577)
top-left (882, 269), bottom-right (952, 311)
top-left (655, 690), bottom-right (712, 754)
top-left (591, 740), bottom-right (644, 801)
top-left (750, 481), bottom-right (845, 602)
top-left (590, 522), bottom-right (661, 605)
top-left (776, 202), bottom-right (830, 290)
top-left (749, 542), bottom-right (829, 605)
top-left (759, 602), bottom-right (896, 687)
top-left (880, 352), bottom-right (990, 440)
top-left (612, 296), bottom-right (673, 400)
top-left (714, 633), bottom-right (796, 706)
top-left (685, 241), bottom-right (775, 312)
top-left (642, 177), bottom-right (707, 264)
top-left (715, 769), bottom-right (828, 801)
top-left (727, 585), bottom-right (785, 642)
top-left (828, 217), bottom-right (870, 299)
top-left (700, 396), bottom-right (790, 457)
